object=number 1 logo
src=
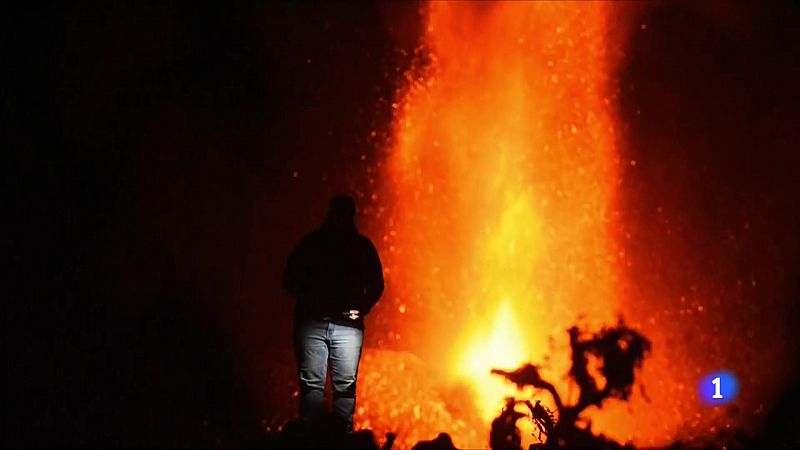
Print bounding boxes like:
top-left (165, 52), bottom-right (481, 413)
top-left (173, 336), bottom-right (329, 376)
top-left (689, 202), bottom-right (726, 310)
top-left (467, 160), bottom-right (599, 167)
top-left (711, 376), bottom-right (723, 399)
top-left (700, 371), bottom-right (739, 405)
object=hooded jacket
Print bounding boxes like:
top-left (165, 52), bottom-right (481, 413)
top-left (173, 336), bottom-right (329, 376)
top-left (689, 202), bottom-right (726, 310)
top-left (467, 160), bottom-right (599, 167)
top-left (282, 214), bottom-right (384, 329)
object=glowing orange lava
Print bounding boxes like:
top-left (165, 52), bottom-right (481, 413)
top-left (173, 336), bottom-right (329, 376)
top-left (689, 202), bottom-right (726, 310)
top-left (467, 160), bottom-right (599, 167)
top-left (359, 2), bottom-right (676, 448)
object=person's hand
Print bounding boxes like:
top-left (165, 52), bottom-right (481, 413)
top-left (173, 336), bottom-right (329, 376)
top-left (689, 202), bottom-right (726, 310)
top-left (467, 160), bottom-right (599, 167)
top-left (342, 310), bottom-right (360, 320)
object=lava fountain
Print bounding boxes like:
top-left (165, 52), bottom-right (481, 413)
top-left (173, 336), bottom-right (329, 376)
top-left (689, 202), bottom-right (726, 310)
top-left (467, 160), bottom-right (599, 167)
top-left (363, 2), bottom-right (652, 447)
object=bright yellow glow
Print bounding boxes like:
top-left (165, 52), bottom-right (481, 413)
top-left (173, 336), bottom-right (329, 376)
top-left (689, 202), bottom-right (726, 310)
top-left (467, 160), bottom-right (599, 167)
top-left (458, 301), bottom-right (529, 419)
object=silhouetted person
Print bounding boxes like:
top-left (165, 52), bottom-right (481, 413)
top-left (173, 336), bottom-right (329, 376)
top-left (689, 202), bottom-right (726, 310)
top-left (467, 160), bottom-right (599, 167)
top-left (283, 194), bottom-right (384, 434)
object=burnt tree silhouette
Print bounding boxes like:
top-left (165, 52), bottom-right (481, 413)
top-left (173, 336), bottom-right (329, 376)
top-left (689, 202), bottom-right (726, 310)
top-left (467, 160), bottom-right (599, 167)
top-left (491, 320), bottom-right (651, 449)
top-left (490, 398), bottom-right (529, 450)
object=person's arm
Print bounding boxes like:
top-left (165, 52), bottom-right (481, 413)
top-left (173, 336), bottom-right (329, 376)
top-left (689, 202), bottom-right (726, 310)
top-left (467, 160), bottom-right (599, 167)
top-left (361, 239), bottom-right (384, 315)
top-left (283, 234), bottom-right (312, 298)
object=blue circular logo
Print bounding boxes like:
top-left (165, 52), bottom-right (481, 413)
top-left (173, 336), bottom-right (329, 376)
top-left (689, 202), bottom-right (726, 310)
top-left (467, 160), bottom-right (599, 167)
top-left (699, 371), bottom-right (739, 405)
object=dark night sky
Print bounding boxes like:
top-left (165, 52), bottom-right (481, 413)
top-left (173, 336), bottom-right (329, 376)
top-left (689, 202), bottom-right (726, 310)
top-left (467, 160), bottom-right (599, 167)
top-left (8, 3), bottom-right (418, 447)
top-left (6, 1), bottom-right (800, 447)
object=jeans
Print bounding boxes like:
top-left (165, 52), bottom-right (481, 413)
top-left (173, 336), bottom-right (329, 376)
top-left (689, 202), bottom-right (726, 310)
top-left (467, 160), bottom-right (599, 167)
top-left (293, 319), bottom-right (364, 432)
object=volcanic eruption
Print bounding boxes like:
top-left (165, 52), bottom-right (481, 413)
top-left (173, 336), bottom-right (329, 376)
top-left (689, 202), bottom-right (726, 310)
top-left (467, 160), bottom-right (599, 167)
top-left (358, 2), bottom-right (647, 448)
